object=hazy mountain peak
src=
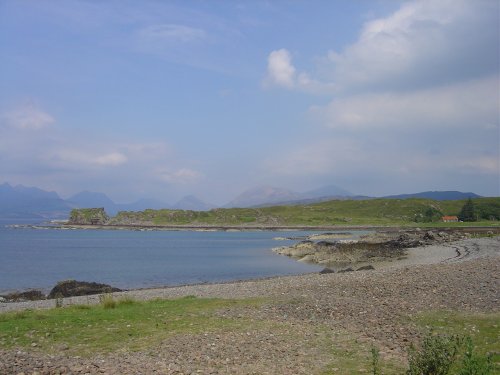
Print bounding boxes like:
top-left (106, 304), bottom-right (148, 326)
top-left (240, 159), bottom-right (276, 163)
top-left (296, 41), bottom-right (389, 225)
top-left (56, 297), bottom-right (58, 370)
top-left (68, 191), bottom-right (116, 207)
top-left (225, 186), bottom-right (302, 208)
top-left (304, 184), bottom-right (353, 198)
top-left (172, 195), bottom-right (215, 211)
top-left (383, 191), bottom-right (482, 200)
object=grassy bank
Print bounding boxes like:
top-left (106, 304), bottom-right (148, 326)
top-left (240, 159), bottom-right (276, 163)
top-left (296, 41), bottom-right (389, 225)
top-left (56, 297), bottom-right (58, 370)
top-left (0, 296), bottom-right (262, 356)
top-left (105, 197), bottom-right (500, 227)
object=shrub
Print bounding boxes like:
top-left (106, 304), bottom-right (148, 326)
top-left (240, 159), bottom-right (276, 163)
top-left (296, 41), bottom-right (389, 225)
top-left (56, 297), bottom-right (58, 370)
top-left (117, 296), bottom-right (136, 306)
top-left (458, 336), bottom-right (493, 375)
top-left (371, 346), bottom-right (381, 375)
top-left (99, 294), bottom-right (117, 309)
top-left (406, 333), bottom-right (461, 375)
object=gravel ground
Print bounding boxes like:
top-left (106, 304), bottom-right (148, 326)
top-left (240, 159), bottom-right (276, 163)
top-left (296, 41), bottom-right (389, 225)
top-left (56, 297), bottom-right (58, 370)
top-left (1, 236), bottom-right (499, 374)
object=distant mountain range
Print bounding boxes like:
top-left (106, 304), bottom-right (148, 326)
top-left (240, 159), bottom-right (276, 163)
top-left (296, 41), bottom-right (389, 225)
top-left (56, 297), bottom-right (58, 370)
top-left (0, 183), bottom-right (214, 218)
top-left (237, 188), bottom-right (481, 208)
top-left (0, 183), bottom-right (70, 219)
top-left (224, 185), bottom-right (353, 208)
top-left (0, 182), bottom-right (485, 219)
top-left (383, 191), bottom-right (481, 201)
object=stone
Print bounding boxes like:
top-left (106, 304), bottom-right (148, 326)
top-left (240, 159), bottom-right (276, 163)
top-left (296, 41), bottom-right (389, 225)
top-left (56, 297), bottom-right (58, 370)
top-left (424, 231), bottom-right (436, 240)
top-left (319, 268), bottom-right (335, 274)
top-left (48, 280), bottom-right (121, 299)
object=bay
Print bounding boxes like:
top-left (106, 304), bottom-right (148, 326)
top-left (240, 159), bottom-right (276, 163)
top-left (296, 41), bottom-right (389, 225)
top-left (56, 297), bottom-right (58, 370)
top-left (0, 219), bottom-right (346, 294)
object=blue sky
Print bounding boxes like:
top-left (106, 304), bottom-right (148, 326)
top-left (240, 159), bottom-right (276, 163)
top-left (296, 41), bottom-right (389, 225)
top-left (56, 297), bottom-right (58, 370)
top-left (0, 0), bottom-right (498, 204)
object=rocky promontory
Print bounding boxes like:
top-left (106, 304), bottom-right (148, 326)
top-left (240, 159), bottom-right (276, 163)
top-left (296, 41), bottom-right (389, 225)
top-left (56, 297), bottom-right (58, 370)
top-left (273, 229), bottom-right (475, 268)
top-left (68, 208), bottom-right (109, 225)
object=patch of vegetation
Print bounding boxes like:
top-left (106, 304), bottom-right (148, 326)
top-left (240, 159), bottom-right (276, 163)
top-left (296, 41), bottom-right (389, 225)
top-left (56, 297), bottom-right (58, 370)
top-left (458, 199), bottom-right (478, 222)
top-left (404, 333), bottom-right (495, 375)
top-left (415, 206), bottom-right (444, 223)
top-left (69, 208), bottom-right (109, 225)
top-left (322, 332), bottom-right (404, 374)
top-left (0, 296), bottom-right (263, 356)
top-left (411, 311), bottom-right (500, 374)
top-left (407, 333), bottom-right (462, 375)
top-left (324, 311), bottom-right (499, 374)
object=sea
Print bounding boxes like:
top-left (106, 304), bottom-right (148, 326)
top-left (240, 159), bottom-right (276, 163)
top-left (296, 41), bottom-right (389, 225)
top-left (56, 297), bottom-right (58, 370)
top-left (0, 219), bottom-right (361, 294)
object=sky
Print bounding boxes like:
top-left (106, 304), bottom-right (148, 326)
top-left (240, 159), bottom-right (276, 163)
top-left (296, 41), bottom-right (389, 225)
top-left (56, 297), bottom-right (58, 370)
top-left (0, 0), bottom-right (499, 205)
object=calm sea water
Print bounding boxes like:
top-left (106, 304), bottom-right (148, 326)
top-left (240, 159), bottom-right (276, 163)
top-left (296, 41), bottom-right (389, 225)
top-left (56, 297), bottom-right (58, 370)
top-left (0, 219), bottom-right (356, 294)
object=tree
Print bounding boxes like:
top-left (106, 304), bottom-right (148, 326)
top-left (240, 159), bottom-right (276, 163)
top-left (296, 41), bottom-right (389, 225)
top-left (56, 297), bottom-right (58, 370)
top-left (423, 207), bottom-right (443, 222)
top-left (458, 198), bottom-right (476, 222)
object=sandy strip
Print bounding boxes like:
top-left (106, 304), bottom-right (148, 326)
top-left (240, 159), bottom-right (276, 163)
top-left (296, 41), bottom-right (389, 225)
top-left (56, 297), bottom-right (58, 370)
top-left (378, 236), bottom-right (500, 269)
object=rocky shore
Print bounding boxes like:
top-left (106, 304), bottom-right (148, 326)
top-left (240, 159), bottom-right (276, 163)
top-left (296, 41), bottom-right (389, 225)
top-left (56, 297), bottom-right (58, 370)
top-left (0, 236), bottom-right (499, 374)
top-left (272, 229), bottom-right (491, 270)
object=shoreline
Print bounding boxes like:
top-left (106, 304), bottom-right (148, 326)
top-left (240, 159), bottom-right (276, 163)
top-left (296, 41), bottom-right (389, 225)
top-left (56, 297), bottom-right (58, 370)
top-left (9, 222), bottom-right (500, 232)
top-left (2, 236), bottom-right (498, 313)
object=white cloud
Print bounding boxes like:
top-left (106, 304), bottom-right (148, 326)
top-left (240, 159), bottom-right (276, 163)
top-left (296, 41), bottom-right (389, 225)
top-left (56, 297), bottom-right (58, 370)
top-left (266, 1), bottom-right (498, 94)
top-left (160, 168), bottom-right (203, 184)
top-left (264, 49), bottom-right (296, 88)
top-left (329, 0), bottom-right (499, 92)
top-left (139, 24), bottom-right (207, 43)
top-left (312, 76), bottom-right (498, 130)
top-left (263, 49), bottom-right (336, 92)
top-left (93, 152), bottom-right (128, 166)
top-left (2, 103), bottom-right (54, 130)
top-left (48, 149), bottom-right (128, 169)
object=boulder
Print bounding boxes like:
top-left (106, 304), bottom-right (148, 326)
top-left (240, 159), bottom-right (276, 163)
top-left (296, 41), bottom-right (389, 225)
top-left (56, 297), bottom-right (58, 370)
top-left (424, 231), bottom-right (436, 240)
top-left (48, 280), bottom-right (121, 299)
top-left (319, 267), bottom-right (335, 274)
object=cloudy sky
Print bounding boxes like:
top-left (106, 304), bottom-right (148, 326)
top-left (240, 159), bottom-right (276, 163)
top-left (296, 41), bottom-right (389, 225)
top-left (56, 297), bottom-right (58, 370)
top-left (0, 0), bottom-right (498, 204)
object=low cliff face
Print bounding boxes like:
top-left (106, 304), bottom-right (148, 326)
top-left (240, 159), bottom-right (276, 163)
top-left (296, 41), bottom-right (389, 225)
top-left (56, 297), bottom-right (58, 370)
top-left (68, 208), bottom-right (109, 225)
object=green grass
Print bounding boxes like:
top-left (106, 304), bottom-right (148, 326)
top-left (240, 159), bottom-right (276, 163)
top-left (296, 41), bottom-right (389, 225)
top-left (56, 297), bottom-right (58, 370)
top-left (0, 296), bottom-right (263, 356)
top-left (321, 331), bottom-right (405, 374)
top-left (413, 311), bottom-right (500, 374)
top-left (322, 311), bottom-right (500, 374)
top-left (107, 197), bottom-right (500, 227)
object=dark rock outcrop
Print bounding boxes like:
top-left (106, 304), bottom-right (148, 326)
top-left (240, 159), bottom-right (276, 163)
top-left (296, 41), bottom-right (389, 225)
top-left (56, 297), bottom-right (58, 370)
top-left (48, 280), bottom-right (121, 298)
top-left (319, 268), bottom-right (335, 274)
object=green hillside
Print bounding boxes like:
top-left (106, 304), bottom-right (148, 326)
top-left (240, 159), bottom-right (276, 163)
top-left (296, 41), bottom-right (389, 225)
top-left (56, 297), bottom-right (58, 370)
top-left (106, 197), bottom-right (500, 227)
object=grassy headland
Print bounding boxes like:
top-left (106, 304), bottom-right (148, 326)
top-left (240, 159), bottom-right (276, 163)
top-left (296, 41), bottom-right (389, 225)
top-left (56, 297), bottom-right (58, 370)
top-left (98, 197), bottom-right (500, 227)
